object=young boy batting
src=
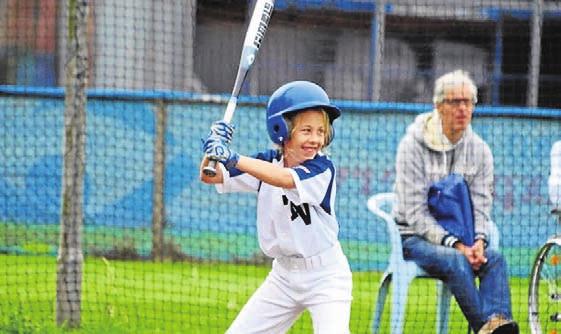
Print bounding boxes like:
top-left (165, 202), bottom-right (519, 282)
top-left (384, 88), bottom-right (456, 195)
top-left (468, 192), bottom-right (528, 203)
top-left (200, 80), bottom-right (353, 334)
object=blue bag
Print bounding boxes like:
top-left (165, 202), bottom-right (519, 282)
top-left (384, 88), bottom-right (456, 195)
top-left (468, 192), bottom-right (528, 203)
top-left (428, 173), bottom-right (475, 246)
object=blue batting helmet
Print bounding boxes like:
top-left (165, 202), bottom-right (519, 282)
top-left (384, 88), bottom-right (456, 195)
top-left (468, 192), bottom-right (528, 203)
top-left (266, 81), bottom-right (341, 145)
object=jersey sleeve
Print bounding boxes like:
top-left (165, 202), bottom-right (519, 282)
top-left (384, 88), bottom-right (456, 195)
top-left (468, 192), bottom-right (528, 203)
top-left (216, 149), bottom-right (280, 194)
top-left (284, 154), bottom-right (335, 212)
top-left (215, 163), bottom-right (259, 193)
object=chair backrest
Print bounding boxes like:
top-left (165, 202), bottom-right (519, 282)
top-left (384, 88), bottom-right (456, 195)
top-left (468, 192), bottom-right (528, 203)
top-left (367, 192), bottom-right (500, 256)
top-left (367, 193), bottom-right (404, 266)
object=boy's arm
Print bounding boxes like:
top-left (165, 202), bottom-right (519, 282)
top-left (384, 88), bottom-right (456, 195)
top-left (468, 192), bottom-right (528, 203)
top-left (235, 155), bottom-right (295, 189)
top-left (202, 133), bottom-right (295, 189)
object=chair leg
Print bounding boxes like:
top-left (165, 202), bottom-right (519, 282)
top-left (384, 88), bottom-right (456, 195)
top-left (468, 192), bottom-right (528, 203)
top-left (390, 273), bottom-right (415, 334)
top-left (372, 272), bottom-right (392, 334)
top-left (436, 281), bottom-right (451, 334)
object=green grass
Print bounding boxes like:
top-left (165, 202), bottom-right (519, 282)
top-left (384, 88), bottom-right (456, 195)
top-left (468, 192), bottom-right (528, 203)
top-left (0, 254), bottom-right (532, 334)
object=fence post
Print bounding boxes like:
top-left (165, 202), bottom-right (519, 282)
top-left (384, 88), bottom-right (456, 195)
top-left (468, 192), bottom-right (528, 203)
top-left (527, 0), bottom-right (543, 107)
top-left (56, 0), bottom-right (88, 327)
top-left (491, 14), bottom-right (503, 106)
top-left (369, 0), bottom-right (385, 102)
top-left (152, 100), bottom-right (167, 261)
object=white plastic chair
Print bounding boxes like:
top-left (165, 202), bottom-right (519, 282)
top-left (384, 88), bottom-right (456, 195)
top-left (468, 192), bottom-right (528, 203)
top-left (367, 192), bottom-right (499, 334)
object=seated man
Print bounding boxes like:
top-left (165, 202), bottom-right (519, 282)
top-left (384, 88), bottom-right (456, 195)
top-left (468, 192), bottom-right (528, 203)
top-left (393, 70), bottom-right (518, 334)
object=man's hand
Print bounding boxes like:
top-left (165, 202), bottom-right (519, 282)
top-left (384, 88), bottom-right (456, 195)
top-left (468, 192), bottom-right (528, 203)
top-left (470, 239), bottom-right (487, 270)
top-left (454, 242), bottom-right (471, 258)
top-left (202, 135), bottom-right (239, 170)
top-left (455, 240), bottom-right (487, 271)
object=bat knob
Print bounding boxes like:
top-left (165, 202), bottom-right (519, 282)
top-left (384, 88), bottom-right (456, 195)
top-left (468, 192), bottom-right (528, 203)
top-left (202, 164), bottom-right (217, 177)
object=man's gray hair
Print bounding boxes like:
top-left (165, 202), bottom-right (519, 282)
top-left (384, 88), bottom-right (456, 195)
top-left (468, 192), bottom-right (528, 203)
top-left (432, 69), bottom-right (478, 105)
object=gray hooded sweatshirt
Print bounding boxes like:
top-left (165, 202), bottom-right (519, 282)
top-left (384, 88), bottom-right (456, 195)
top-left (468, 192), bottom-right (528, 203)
top-left (393, 110), bottom-right (494, 247)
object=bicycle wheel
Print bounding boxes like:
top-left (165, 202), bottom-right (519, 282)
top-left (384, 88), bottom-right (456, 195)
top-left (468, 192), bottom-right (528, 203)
top-left (529, 238), bottom-right (561, 334)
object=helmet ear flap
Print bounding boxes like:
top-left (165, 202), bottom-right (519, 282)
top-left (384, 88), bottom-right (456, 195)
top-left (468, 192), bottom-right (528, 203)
top-left (267, 115), bottom-right (289, 145)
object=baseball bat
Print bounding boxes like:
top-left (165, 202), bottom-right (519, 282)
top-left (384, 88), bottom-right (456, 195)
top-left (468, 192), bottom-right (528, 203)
top-left (203, 0), bottom-right (275, 177)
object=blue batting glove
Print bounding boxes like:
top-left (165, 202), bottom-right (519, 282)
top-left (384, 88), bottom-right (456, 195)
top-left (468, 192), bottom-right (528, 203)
top-left (209, 120), bottom-right (235, 144)
top-left (203, 136), bottom-right (240, 170)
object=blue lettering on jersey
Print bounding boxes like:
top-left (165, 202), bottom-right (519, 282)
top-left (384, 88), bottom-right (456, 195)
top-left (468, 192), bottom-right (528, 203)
top-left (282, 195), bottom-right (311, 225)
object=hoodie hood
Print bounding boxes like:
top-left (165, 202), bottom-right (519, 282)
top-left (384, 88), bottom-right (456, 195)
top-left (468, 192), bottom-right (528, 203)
top-left (408, 109), bottom-right (473, 152)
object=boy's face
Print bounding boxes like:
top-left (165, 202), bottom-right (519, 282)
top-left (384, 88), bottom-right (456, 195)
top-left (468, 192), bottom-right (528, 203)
top-left (283, 109), bottom-right (327, 167)
top-left (437, 83), bottom-right (474, 141)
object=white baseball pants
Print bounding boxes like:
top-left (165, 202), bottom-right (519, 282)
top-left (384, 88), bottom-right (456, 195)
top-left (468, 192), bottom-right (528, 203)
top-left (226, 243), bottom-right (353, 334)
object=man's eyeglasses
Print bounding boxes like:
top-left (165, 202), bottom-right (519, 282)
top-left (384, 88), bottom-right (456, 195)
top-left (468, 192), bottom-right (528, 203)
top-left (442, 98), bottom-right (475, 107)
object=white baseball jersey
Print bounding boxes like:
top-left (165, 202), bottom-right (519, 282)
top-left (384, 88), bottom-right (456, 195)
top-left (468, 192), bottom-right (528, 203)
top-left (216, 149), bottom-right (340, 259)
